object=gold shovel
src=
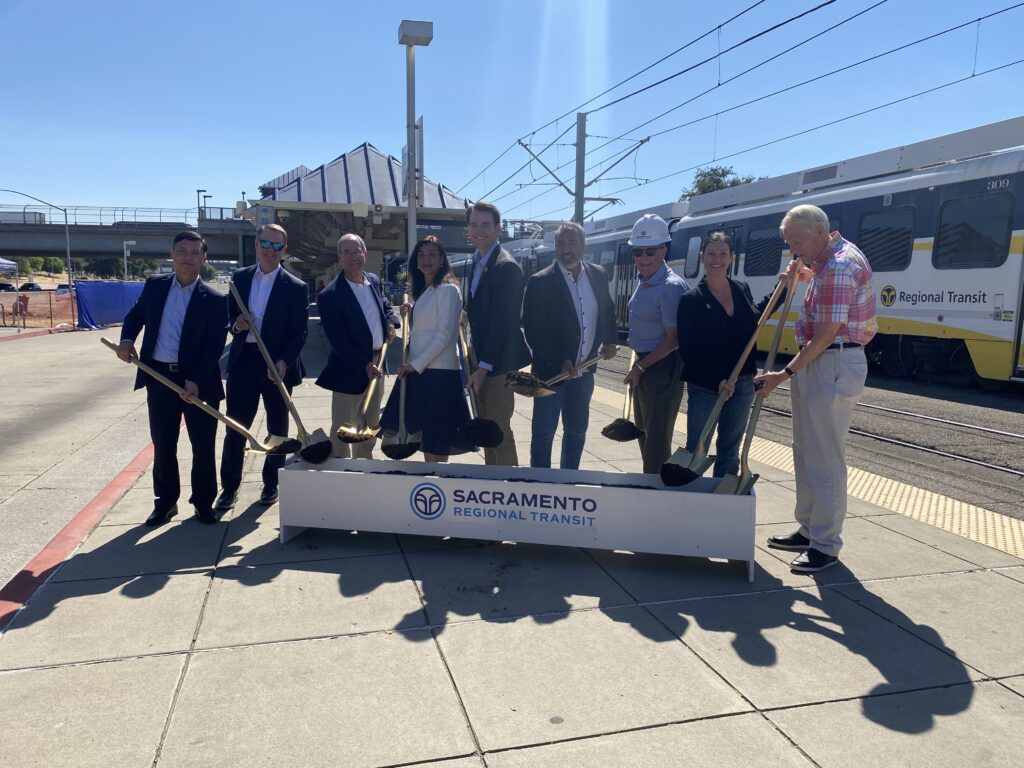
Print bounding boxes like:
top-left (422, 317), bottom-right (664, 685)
top-left (381, 298), bottom-right (423, 460)
top-left (714, 266), bottom-right (800, 495)
top-left (507, 354), bottom-right (604, 397)
top-left (101, 337), bottom-right (300, 455)
top-left (601, 350), bottom-right (645, 442)
top-left (661, 276), bottom-right (787, 487)
top-left (456, 325), bottom-right (504, 448)
top-left (337, 340), bottom-right (390, 444)
top-left (228, 282), bottom-right (332, 464)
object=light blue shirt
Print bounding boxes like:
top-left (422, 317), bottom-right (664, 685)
top-left (470, 242), bottom-right (499, 298)
top-left (152, 277), bottom-right (198, 363)
top-left (627, 262), bottom-right (686, 353)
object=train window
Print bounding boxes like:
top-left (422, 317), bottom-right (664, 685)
top-left (933, 192), bottom-right (1013, 270)
top-left (858, 207), bottom-right (915, 272)
top-left (684, 236), bottom-right (702, 279)
top-left (600, 249), bottom-right (615, 268)
top-left (745, 227), bottom-right (784, 276)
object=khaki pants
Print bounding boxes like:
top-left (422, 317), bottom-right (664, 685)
top-left (791, 347), bottom-right (867, 556)
top-left (632, 355), bottom-right (685, 474)
top-left (476, 373), bottom-right (518, 466)
top-left (331, 383), bottom-right (383, 460)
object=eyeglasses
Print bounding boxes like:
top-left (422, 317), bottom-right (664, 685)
top-left (632, 247), bottom-right (662, 257)
top-left (258, 239), bottom-right (286, 252)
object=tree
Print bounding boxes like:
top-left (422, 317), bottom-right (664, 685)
top-left (42, 257), bottom-right (66, 275)
top-left (200, 262), bottom-right (216, 281)
top-left (679, 165), bottom-right (760, 200)
top-left (12, 256), bottom-right (44, 275)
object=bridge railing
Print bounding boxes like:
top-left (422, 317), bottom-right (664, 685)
top-left (0, 204), bottom-right (243, 227)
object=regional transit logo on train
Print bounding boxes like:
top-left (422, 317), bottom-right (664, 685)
top-left (410, 483), bottom-right (446, 520)
top-left (879, 284), bottom-right (987, 308)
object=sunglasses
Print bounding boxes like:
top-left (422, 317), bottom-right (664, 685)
top-left (259, 239), bottom-right (286, 252)
top-left (632, 247), bottom-right (662, 257)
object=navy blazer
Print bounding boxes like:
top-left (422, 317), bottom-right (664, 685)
top-left (315, 272), bottom-right (400, 395)
top-left (522, 261), bottom-right (617, 381)
top-left (226, 265), bottom-right (308, 387)
top-left (120, 274), bottom-right (228, 403)
top-left (464, 246), bottom-right (531, 376)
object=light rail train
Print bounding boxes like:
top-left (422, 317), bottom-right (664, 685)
top-left (465, 118), bottom-right (1024, 386)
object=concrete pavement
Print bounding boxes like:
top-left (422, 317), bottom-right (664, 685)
top-left (1, 328), bottom-right (1022, 767)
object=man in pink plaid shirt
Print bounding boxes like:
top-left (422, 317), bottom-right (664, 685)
top-left (756, 204), bottom-right (877, 573)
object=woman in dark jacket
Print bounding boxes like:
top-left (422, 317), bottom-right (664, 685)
top-left (676, 232), bottom-right (781, 477)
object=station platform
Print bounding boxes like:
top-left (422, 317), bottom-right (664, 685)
top-left (1, 340), bottom-right (1023, 767)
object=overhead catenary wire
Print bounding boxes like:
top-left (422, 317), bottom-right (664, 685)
top-left (455, 0), bottom-right (768, 194)
top-left (514, 2), bottom-right (1024, 213)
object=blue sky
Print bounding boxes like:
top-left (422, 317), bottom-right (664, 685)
top-left (3, 0), bottom-right (1022, 221)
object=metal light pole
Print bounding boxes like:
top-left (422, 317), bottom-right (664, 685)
top-left (0, 188), bottom-right (75, 326)
top-left (398, 20), bottom-right (433, 257)
top-left (122, 240), bottom-right (136, 280)
top-left (196, 188), bottom-right (206, 223)
top-left (203, 194), bottom-right (212, 218)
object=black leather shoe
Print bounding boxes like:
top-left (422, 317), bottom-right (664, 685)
top-left (259, 486), bottom-right (279, 506)
top-left (194, 507), bottom-right (219, 525)
top-left (145, 505), bottom-right (177, 527)
top-left (214, 490), bottom-right (238, 511)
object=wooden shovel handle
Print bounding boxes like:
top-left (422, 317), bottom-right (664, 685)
top-left (544, 355), bottom-right (604, 387)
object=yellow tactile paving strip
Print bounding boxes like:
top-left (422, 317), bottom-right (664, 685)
top-left (590, 385), bottom-right (1024, 558)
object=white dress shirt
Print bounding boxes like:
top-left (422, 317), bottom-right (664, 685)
top-left (245, 264), bottom-right (280, 343)
top-left (153, 277), bottom-right (198, 363)
top-left (559, 262), bottom-right (599, 372)
top-left (347, 274), bottom-right (384, 349)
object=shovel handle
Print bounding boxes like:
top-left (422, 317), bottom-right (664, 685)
top-left (623, 350), bottom-right (637, 420)
top-left (228, 281), bottom-right (310, 443)
top-left (397, 294), bottom-right (409, 441)
top-left (357, 341), bottom-right (389, 429)
top-left (100, 337), bottom-right (269, 451)
top-left (544, 355), bottom-right (604, 387)
top-left (457, 325), bottom-right (481, 419)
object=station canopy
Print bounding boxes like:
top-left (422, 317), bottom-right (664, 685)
top-left (255, 142), bottom-right (468, 283)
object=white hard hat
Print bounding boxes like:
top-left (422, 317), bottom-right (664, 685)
top-left (627, 214), bottom-right (670, 247)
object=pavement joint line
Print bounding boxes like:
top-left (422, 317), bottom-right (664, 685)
top-left (758, 678), bottom-right (988, 715)
top-left (857, 514), bottom-right (1004, 571)
top-left (0, 441), bottom-right (155, 633)
top-left (589, 383), bottom-right (1024, 559)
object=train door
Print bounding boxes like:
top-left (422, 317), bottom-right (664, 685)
top-left (614, 242), bottom-right (635, 332)
top-left (1015, 275), bottom-right (1024, 380)
top-left (721, 226), bottom-right (743, 277)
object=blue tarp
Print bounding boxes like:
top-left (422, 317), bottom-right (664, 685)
top-left (76, 281), bottom-right (144, 329)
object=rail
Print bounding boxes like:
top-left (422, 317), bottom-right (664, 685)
top-left (0, 204), bottom-right (242, 228)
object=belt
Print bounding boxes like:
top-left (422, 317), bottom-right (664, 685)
top-left (151, 360), bottom-right (180, 372)
top-left (800, 342), bottom-right (861, 351)
top-left (372, 348), bottom-right (382, 354)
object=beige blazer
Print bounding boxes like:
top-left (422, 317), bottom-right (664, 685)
top-left (408, 282), bottom-right (462, 372)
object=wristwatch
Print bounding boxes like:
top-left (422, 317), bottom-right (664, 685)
top-left (634, 362), bottom-right (646, 373)
top-left (784, 365), bottom-right (796, 378)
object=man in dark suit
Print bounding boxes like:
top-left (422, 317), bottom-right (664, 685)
top-left (316, 233), bottom-right (399, 459)
top-left (464, 201), bottom-right (531, 466)
top-left (115, 231), bottom-right (228, 526)
top-left (523, 221), bottom-right (618, 469)
top-left (215, 224), bottom-right (307, 511)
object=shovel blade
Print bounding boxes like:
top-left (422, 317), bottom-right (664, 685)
top-left (713, 471), bottom-right (759, 495)
top-left (664, 448), bottom-right (714, 476)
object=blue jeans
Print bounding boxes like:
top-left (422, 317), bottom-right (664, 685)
top-left (530, 372), bottom-right (596, 470)
top-left (684, 375), bottom-right (755, 478)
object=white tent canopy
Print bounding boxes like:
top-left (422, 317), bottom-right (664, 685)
top-left (0, 257), bottom-right (16, 274)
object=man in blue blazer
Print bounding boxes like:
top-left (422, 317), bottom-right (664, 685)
top-left (316, 233), bottom-right (399, 459)
top-left (464, 201), bottom-right (532, 466)
top-left (216, 224), bottom-right (308, 510)
top-left (115, 231), bottom-right (228, 526)
top-left (523, 221), bottom-right (618, 469)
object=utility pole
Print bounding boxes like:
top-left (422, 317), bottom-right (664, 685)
top-left (574, 113), bottom-right (586, 224)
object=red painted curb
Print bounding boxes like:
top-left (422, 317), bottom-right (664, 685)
top-left (0, 327), bottom-right (76, 343)
top-left (0, 443), bottom-right (154, 631)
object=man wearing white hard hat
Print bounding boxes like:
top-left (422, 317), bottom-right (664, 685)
top-left (622, 213), bottom-right (687, 473)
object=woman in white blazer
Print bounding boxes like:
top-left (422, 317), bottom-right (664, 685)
top-left (381, 236), bottom-right (474, 461)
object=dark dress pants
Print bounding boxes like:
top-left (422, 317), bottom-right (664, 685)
top-left (220, 344), bottom-right (291, 493)
top-left (145, 371), bottom-right (219, 513)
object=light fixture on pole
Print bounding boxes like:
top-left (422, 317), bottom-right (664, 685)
top-left (196, 188), bottom-right (206, 223)
top-left (203, 194), bottom-right (212, 213)
top-left (123, 240), bottom-right (136, 280)
top-left (0, 188), bottom-right (75, 326)
top-left (398, 19), bottom-right (432, 257)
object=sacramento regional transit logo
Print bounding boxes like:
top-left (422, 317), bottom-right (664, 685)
top-left (410, 483), bottom-right (446, 520)
top-left (880, 285), bottom-right (896, 307)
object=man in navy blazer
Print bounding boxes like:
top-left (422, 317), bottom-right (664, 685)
top-left (316, 233), bottom-right (399, 459)
top-left (464, 201), bottom-right (532, 466)
top-left (216, 224), bottom-right (308, 510)
top-left (523, 222), bottom-right (618, 469)
top-left (115, 231), bottom-right (228, 526)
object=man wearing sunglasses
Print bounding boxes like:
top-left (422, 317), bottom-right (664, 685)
top-left (622, 213), bottom-right (687, 474)
top-left (216, 223), bottom-right (308, 511)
